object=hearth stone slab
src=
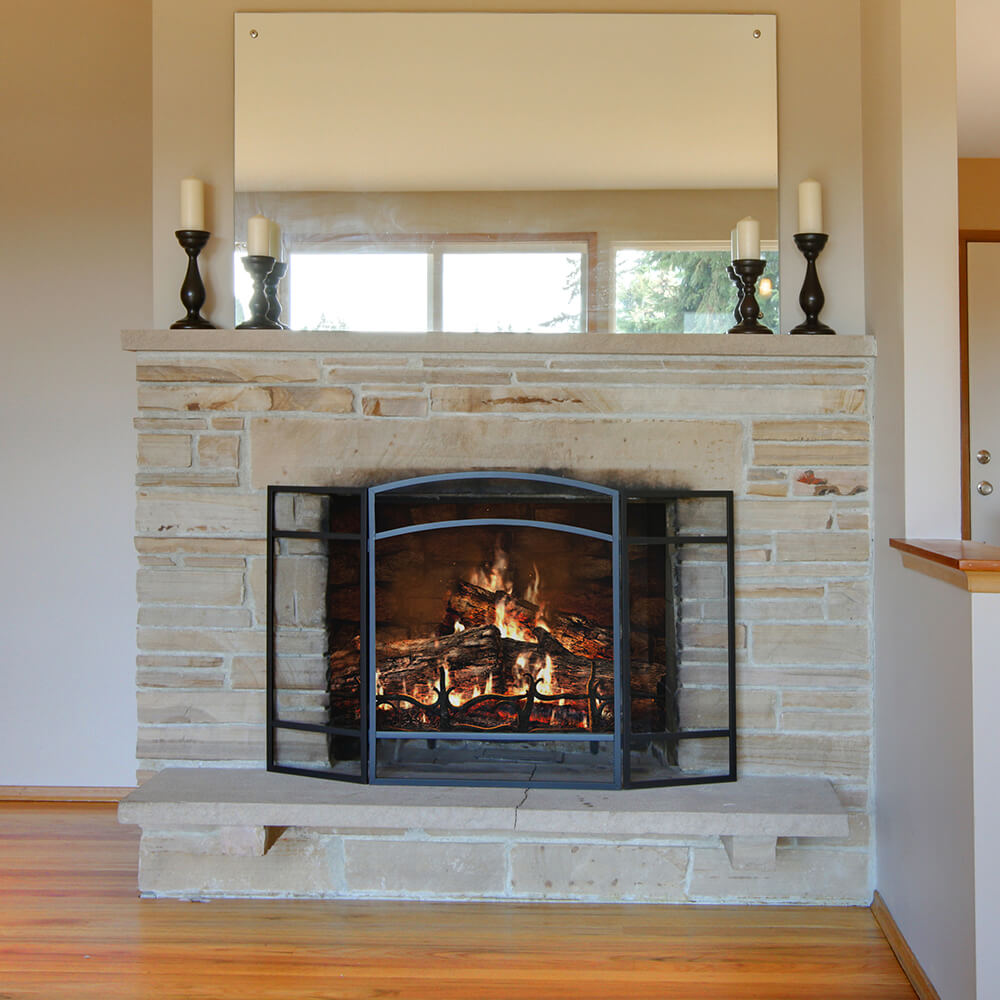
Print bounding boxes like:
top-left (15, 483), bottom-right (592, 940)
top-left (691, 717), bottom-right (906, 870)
top-left (120, 769), bottom-right (851, 901)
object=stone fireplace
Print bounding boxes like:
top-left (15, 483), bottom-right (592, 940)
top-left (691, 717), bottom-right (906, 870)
top-left (121, 330), bottom-right (873, 902)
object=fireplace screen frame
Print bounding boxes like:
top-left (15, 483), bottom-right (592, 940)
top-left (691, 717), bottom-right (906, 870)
top-left (266, 472), bottom-right (737, 789)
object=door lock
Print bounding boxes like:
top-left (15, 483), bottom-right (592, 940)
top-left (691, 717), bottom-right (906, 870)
top-left (977, 449), bottom-right (991, 465)
top-left (977, 481), bottom-right (994, 496)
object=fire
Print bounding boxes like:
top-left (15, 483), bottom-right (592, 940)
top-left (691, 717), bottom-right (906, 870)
top-left (469, 539), bottom-right (514, 594)
top-left (453, 620), bottom-right (466, 633)
top-left (535, 654), bottom-right (556, 696)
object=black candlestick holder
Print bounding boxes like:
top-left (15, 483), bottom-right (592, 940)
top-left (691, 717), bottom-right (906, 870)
top-left (728, 258), bottom-right (773, 334)
top-left (791, 233), bottom-right (835, 334)
top-left (170, 230), bottom-right (216, 330)
top-left (236, 255), bottom-right (281, 330)
top-left (726, 265), bottom-right (741, 325)
top-left (265, 261), bottom-right (288, 329)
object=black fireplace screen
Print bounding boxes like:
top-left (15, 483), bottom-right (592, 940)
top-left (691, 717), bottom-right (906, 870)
top-left (267, 472), bottom-right (736, 789)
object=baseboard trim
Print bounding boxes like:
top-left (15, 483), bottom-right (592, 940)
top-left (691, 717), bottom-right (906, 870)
top-left (0, 786), bottom-right (135, 802)
top-left (871, 891), bottom-right (941, 1000)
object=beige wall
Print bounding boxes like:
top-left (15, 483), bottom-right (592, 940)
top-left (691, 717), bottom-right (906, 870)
top-left (959, 158), bottom-right (1000, 230)
top-left (863, 1), bottom-right (973, 997)
top-left (0, 1), bottom-right (152, 784)
top-left (153, 0), bottom-right (866, 336)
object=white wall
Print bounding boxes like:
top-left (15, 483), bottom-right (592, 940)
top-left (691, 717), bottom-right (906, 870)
top-left (152, 0), bottom-right (868, 337)
top-left (863, 1), bottom-right (975, 996)
top-left (0, 1), bottom-right (151, 786)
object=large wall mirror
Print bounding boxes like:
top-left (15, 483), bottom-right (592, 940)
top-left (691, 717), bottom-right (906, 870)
top-left (234, 12), bottom-right (778, 333)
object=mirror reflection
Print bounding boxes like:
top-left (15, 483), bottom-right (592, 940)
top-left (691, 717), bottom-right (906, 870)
top-left (234, 13), bottom-right (778, 333)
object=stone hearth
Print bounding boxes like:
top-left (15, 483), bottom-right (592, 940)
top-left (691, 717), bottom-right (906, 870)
top-left (121, 330), bottom-right (874, 903)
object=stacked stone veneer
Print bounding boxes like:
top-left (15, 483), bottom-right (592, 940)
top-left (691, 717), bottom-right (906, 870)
top-left (126, 331), bottom-right (874, 903)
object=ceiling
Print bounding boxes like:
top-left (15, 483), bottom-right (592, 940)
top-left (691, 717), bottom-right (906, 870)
top-left (957, 0), bottom-right (1000, 157)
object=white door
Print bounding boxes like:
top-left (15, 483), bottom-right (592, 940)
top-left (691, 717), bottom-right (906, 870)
top-left (968, 241), bottom-right (1000, 542)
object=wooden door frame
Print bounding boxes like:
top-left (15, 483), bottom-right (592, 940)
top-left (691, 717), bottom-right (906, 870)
top-left (959, 230), bottom-right (1000, 537)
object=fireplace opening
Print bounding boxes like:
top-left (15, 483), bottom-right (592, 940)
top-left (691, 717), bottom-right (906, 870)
top-left (267, 473), bottom-right (736, 788)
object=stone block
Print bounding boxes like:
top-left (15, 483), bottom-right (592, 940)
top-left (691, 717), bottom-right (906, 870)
top-left (138, 434), bottom-right (192, 468)
top-left (272, 555), bottom-right (327, 627)
top-left (738, 501), bottom-right (839, 532)
top-left (792, 468), bottom-right (868, 497)
top-left (137, 358), bottom-right (321, 383)
top-left (136, 471), bottom-right (240, 488)
top-left (138, 606), bottom-right (251, 628)
top-left (181, 555), bottom-right (246, 568)
top-left (734, 598), bottom-right (825, 621)
top-left (836, 511), bottom-right (869, 530)
top-left (138, 385), bottom-right (353, 413)
top-left (137, 691), bottom-right (265, 725)
top-left (141, 825), bottom-right (270, 857)
top-left (138, 828), bottom-right (343, 898)
top-left (198, 435), bottom-right (240, 468)
top-left (747, 483), bottom-right (788, 497)
top-left (752, 623), bottom-right (868, 665)
top-left (137, 568), bottom-right (244, 606)
top-left (136, 492), bottom-right (264, 536)
top-left (738, 666), bottom-right (871, 690)
top-left (688, 846), bottom-right (869, 904)
top-left (736, 585), bottom-right (825, 600)
top-left (249, 416), bottom-right (745, 491)
top-left (780, 710), bottom-right (870, 733)
top-left (782, 690), bottom-right (871, 713)
top-left (430, 385), bottom-right (865, 417)
top-left (752, 420), bottom-right (869, 442)
top-left (678, 687), bottom-right (776, 730)
top-left (134, 417), bottom-right (207, 430)
top-left (739, 733), bottom-right (870, 780)
top-left (753, 442), bottom-right (870, 466)
top-left (135, 724), bottom-right (264, 761)
top-left (721, 835), bottom-right (776, 871)
top-left (508, 843), bottom-right (688, 901)
top-left (212, 417), bottom-right (245, 430)
top-left (136, 654), bottom-right (224, 669)
top-left (137, 628), bottom-right (264, 654)
top-left (362, 394), bottom-right (429, 417)
top-left (137, 668), bottom-right (225, 689)
top-left (737, 561), bottom-right (868, 581)
top-left (775, 532), bottom-right (870, 563)
top-left (135, 537), bottom-right (267, 556)
top-left (827, 581), bottom-right (870, 621)
top-left (680, 622), bottom-right (746, 649)
top-left (343, 840), bottom-right (506, 897)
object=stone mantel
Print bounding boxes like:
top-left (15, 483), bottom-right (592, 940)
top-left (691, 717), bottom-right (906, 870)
top-left (123, 329), bottom-right (876, 358)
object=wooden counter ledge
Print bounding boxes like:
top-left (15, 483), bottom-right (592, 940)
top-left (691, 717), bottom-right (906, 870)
top-left (890, 537), bottom-right (1000, 592)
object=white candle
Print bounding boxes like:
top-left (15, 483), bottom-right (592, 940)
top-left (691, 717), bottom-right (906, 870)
top-left (180, 178), bottom-right (205, 231)
top-left (268, 221), bottom-right (282, 261)
top-left (798, 179), bottom-right (823, 233)
top-left (731, 228), bottom-right (739, 262)
top-left (247, 215), bottom-right (271, 256)
top-left (735, 217), bottom-right (760, 260)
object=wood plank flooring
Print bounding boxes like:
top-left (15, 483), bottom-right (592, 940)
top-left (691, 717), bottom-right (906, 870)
top-left (0, 803), bottom-right (916, 999)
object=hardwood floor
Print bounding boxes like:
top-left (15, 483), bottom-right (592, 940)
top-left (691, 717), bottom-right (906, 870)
top-left (0, 803), bottom-right (916, 999)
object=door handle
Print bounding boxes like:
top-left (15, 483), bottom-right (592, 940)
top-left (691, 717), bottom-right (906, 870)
top-left (977, 481), bottom-right (994, 496)
top-left (977, 449), bottom-right (991, 465)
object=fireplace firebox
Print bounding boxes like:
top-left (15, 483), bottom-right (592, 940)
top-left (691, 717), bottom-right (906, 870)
top-left (267, 473), bottom-right (736, 789)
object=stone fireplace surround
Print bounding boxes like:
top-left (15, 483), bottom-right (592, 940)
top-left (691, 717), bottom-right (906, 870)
top-left (120, 330), bottom-right (874, 903)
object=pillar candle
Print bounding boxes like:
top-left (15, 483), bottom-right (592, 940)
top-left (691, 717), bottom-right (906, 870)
top-left (247, 215), bottom-right (271, 256)
top-left (731, 228), bottom-right (739, 262)
top-left (268, 221), bottom-right (282, 261)
top-left (735, 217), bottom-right (760, 260)
top-left (798, 179), bottom-right (823, 233)
top-left (180, 178), bottom-right (205, 231)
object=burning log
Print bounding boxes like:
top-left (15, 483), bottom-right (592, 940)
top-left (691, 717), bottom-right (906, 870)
top-left (376, 624), bottom-right (508, 696)
top-left (445, 579), bottom-right (614, 660)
